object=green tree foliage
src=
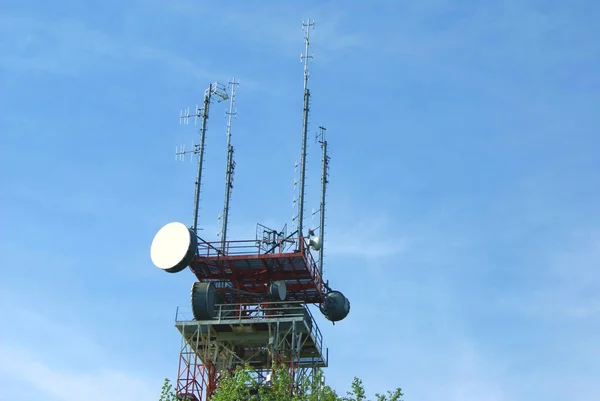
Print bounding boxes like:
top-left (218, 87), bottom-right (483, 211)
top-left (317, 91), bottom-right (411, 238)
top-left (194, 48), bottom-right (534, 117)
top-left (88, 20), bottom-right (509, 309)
top-left (374, 388), bottom-right (404, 401)
top-left (159, 378), bottom-right (178, 401)
top-left (209, 366), bottom-right (255, 401)
top-left (342, 378), bottom-right (403, 401)
top-left (342, 377), bottom-right (366, 401)
top-left (160, 366), bottom-right (403, 401)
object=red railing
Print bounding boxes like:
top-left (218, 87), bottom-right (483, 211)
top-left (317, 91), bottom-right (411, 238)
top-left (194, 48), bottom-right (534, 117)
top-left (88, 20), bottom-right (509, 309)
top-left (193, 237), bottom-right (325, 301)
top-left (195, 237), bottom-right (295, 258)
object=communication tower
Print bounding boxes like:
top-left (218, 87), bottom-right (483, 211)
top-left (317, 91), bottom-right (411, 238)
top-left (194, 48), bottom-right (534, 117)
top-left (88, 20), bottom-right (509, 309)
top-left (150, 19), bottom-right (350, 401)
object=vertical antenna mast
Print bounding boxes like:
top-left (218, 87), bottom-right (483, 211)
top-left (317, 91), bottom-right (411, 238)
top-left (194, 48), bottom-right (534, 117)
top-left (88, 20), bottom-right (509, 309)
top-left (297, 18), bottom-right (315, 239)
top-left (219, 78), bottom-right (239, 249)
top-left (191, 89), bottom-right (211, 234)
top-left (177, 82), bottom-right (229, 234)
top-left (317, 126), bottom-right (329, 276)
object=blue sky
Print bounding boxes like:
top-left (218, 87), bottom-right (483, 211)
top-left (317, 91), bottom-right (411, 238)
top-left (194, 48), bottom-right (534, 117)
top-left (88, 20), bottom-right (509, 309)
top-left (1, 0), bottom-right (600, 400)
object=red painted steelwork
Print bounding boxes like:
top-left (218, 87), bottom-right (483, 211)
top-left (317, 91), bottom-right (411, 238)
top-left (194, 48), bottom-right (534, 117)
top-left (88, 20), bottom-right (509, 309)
top-left (189, 237), bottom-right (325, 304)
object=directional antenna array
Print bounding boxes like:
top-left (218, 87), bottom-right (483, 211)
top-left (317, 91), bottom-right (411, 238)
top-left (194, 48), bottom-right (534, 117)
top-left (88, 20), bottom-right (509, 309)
top-left (176, 82), bottom-right (229, 233)
top-left (301, 19), bottom-right (315, 86)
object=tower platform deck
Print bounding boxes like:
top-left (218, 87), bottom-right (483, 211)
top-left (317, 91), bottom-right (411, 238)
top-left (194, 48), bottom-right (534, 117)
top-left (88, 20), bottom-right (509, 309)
top-left (175, 302), bottom-right (328, 369)
top-left (189, 238), bottom-right (325, 304)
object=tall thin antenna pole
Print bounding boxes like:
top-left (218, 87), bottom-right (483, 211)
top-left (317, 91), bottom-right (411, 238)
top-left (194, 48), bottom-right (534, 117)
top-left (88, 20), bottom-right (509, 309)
top-left (220, 78), bottom-right (239, 249)
top-left (298, 18), bottom-right (315, 239)
top-left (192, 89), bottom-right (212, 234)
top-left (177, 82), bottom-right (229, 235)
top-left (318, 126), bottom-right (329, 276)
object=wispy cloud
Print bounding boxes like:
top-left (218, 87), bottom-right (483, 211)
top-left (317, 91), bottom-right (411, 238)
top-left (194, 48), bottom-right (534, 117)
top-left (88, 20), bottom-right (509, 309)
top-left (322, 280), bottom-right (510, 401)
top-left (0, 10), bottom-right (289, 101)
top-left (326, 214), bottom-right (408, 259)
top-left (357, 1), bottom-right (599, 108)
top-left (0, 13), bottom-right (218, 81)
top-left (401, 342), bottom-right (507, 401)
top-left (154, 1), bottom-right (364, 60)
top-left (2, 1), bottom-right (600, 400)
top-left (502, 228), bottom-right (600, 320)
top-left (0, 345), bottom-right (157, 401)
top-left (0, 291), bottom-right (161, 401)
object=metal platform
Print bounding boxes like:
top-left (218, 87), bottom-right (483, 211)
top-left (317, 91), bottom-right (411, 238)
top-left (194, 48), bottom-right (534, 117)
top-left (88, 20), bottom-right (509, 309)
top-left (189, 238), bottom-right (325, 304)
top-left (175, 301), bottom-right (328, 370)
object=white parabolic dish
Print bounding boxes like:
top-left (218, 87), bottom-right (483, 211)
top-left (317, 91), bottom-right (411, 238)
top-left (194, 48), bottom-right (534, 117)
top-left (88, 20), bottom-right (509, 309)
top-left (150, 221), bottom-right (198, 273)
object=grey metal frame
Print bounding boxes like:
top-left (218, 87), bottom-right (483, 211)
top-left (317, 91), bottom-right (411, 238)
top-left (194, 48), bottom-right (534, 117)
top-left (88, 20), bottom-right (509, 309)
top-left (175, 301), bottom-right (327, 369)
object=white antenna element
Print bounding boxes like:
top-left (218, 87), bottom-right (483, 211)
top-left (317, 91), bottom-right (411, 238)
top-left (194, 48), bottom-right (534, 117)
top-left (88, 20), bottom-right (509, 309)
top-left (218, 78), bottom-right (239, 250)
top-left (294, 18), bottom-right (315, 240)
top-left (177, 82), bottom-right (229, 234)
top-left (176, 143), bottom-right (198, 161)
top-left (301, 19), bottom-right (315, 89)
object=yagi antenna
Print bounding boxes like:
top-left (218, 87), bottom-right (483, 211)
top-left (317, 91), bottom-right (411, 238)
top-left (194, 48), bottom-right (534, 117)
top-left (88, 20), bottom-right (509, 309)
top-left (175, 143), bottom-right (197, 162)
top-left (177, 81), bottom-right (229, 234)
top-left (300, 19), bottom-right (315, 90)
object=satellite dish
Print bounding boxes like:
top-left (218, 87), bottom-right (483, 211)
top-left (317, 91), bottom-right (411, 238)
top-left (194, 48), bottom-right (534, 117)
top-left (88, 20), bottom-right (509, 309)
top-left (309, 236), bottom-right (321, 251)
top-left (150, 222), bottom-right (198, 273)
top-left (319, 290), bottom-right (350, 322)
top-left (191, 282), bottom-right (217, 320)
top-left (269, 280), bottom-right (287, 301)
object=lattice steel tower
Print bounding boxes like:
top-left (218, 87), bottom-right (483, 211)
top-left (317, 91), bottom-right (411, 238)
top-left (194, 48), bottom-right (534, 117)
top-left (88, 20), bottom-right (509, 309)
top-left (150, 19), bottom-right (350, 401)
